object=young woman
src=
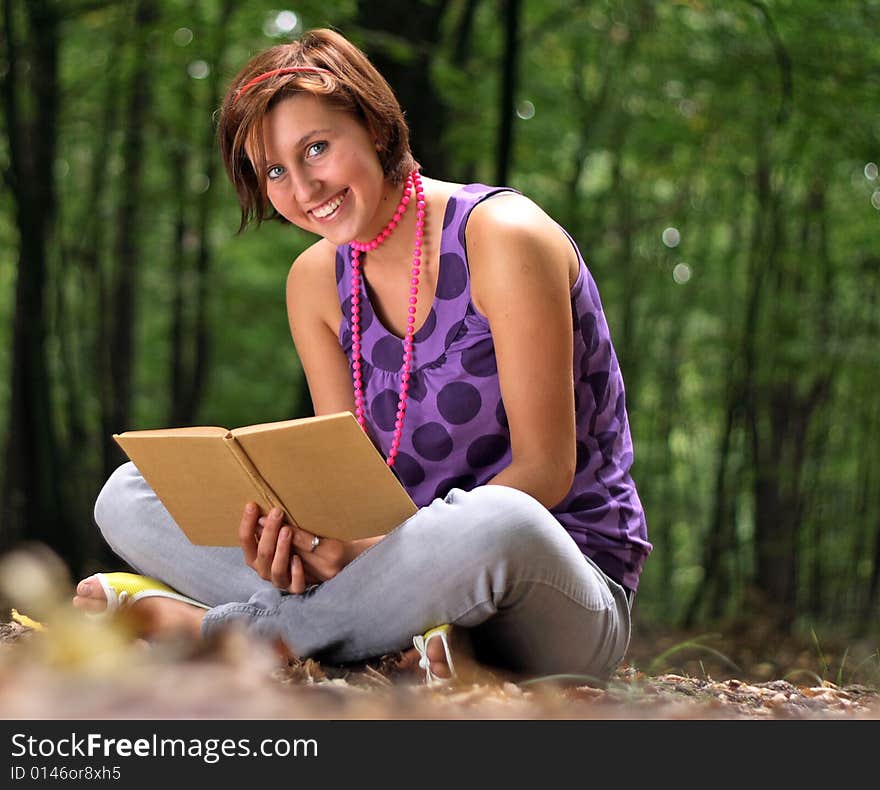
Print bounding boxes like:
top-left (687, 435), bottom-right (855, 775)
top-left (73, 28), bottom-right (652, 684)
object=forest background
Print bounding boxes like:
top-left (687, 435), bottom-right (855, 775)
top-left (1, 0), bottom-right (879, 673)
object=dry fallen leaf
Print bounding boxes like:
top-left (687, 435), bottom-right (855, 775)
top-left (10, 609), bottom-right (46, 631)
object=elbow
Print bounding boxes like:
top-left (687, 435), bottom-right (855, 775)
top-left (536, 450), bottom-right (575, 511)
top-left (494, 451), bottom-right (576, 510)
top-left (546, 458), bottom-right (575, 510)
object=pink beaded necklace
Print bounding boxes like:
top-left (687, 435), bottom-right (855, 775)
top-left (349, 171), bottom-right (425, 468)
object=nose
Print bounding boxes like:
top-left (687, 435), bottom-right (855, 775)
top-left (288, 167), bottom-right (320, 207)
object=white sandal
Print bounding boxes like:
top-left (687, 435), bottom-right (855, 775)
top-left (412, 623), bottom-right (457, 686)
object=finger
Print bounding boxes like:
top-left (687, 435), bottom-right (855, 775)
top-left (239, 503), bottom-right (260, 566)
top-left (290, 528), bottom-right (343, 568)
top-left (288, 554), bottom-right (306, 595)
top-left (288, 526), bottom-right (317, 556)
top-left (285, 528), bottom-right (324, 579)
top-left (255, 507), bottom-right (284, 577)
top-left (294, 534), bottom-right (346, 580)
top-left (270, 527), bottom-right (293, 589)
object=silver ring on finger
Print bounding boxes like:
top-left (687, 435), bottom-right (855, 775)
top-left (309, 534), bottom-right (321, 553)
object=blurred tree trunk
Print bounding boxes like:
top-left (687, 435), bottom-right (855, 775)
top-left (751, 174), bottom-right (833, 632)
top-left (804, 415), bottom-right (830, 620)
top-left (650, 318), bottom-right (683, 612)
top-left (451, 0), bottom-right (480, 65)
top-left (686, 7), bottom-right (799, 629)
top-left (355, 0), bottom-right (450, 176)
top-left (564, 9), bottom-right (643, 248)
top-left (736, 0), bottom-right (808, 633)
top-left (609, 143), bottom-right (640, 401)
top-left (495, 0), bottom-right (521, 186)
top-left (54, 7), bottom-right (127, 568)
top-left (744, 144), bottom-right (792, 628)
top-left (101, 0), bottom-right (158, 476)
top-left (169, 0), bottom-right (235, 426)
top-left (681, 352), bottom-right (747, 630)
top-left (0, 0), bottom-right (73, 559)
top-left (682, 139), bottom-right (772, 628)
top-left (861, 438), bottom-right (880, 628)
top-left (800, 180), bottom-right (836, 620)
top-left (563, 41), bottom-right (600, 243)
top-left (858, 256), bottom-right (880, 632)
top-left (168, 137), bottom-right (190, 427)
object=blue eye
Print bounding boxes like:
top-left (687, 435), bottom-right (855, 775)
top-left (306, 141), bottom-right (327, 158)
top-left (267, 165), bottom-right (285, 181)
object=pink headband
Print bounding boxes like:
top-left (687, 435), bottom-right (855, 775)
top-left (233, 66), bottom-right (333, 106)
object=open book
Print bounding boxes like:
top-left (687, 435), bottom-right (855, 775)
top-left (113, 411), bottom-right (417, 546)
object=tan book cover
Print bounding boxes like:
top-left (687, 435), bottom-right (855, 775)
top-left (113, 411), bottom-right (418, 546)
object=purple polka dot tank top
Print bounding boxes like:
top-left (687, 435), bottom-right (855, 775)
top-left (336, 183), bottom-right (652, 591)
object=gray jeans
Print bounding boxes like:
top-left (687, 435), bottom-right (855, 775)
top-left (94, 462), bottom-right (633, 681)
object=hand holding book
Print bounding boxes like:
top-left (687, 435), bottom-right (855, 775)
top-left (243, 503), bottom-right (383, 592)
top-left (112, 412), bottom-right (418, 548)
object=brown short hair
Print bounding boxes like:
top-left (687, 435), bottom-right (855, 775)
top-left (218, 28), bottom-right (419, 233)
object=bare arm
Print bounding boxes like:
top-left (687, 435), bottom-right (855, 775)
top-left (467, 195), bottom-right (577, 510)
top-left (285, 242), bottom-right (356, 417)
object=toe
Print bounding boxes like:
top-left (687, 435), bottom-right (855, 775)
top-left (71, 575), bottom-right (108, 611)
top-left (72, 595), bottom-right (109, 612)
top-left (430, 659), bottom-right (452, 679)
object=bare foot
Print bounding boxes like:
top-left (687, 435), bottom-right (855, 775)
top-left (397, 626), bottom-right (461, 681)
top-left (72, 575), bottom-right (205, 640)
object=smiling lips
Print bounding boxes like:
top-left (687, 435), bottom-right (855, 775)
top-left (310, 189), bottom-right (348, 219)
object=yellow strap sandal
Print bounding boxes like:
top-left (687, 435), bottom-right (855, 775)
top-left (412, 623), bottom-right (456, 686)
top-left (86, 572), bottom-right (210, 615)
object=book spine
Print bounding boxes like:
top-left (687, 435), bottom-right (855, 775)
top-left (223, 435), bottom-right (300, 527)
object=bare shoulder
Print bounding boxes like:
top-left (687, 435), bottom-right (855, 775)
top-left (287, 237), bottom-right (337, 285)
top-left (466, 192), bottom-right (578, 304)
top-left (469, 191), bottom-right (554, 233)
top-left (286, 238), bottom-right (342, 333)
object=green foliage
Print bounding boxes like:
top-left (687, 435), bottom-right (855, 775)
top-left (2, 0), bottom-right (880, 639)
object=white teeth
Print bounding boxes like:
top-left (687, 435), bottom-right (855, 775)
top-left (312, 192), bottom-right (345, 219)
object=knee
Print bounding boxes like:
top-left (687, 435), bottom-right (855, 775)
top-left (446, 485), bottom-right (569, 569)
top-left (93, 462), bottom-right (143, 544)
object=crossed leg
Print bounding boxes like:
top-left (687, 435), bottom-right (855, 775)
top-left (74, 462), bottom-right (631, 682)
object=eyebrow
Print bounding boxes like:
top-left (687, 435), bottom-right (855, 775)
top-left (295, 128), bottom-right (332, 148)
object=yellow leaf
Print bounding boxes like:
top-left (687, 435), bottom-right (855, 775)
top-left (10, 609), bottom-right (46, 631)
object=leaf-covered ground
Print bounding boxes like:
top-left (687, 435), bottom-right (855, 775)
top-left (2, 618), bottom-right (878, 720)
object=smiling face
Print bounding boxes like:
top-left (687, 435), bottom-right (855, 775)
top-left (253, 92), bottom-right (394, 246)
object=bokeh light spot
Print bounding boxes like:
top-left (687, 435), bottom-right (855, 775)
top-left (662, 227), bottom-right (681, 248)
top-left (865, 162), bottom-right (878, 180)
top-left (173, 28), bottom-right (193, 47)
top-left (191, 173), bottom-right (210, 194)
top-left (275, 11), bottom-right (298, 32)
top-left (187, 60), bottom-right (209, 79)
top-left (664, 80), bottom-right (684, 99)
top-left (678, 99), bottom-right (697, 118)
top-left (516, 100), bottom-right (535, 120)
top-left (264, 10), bottom-right (300, 37)
top-left (673, 263), bottom-right (692, 284)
